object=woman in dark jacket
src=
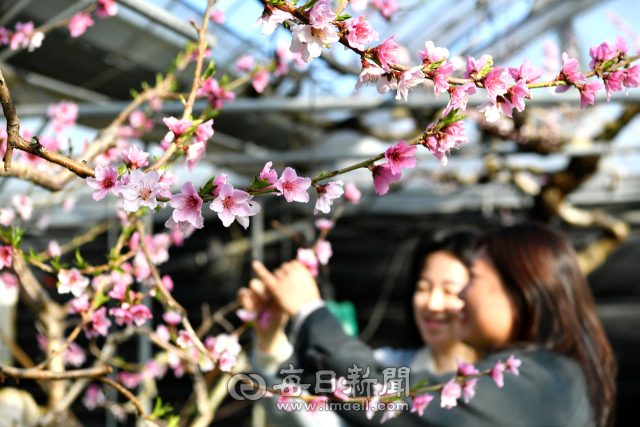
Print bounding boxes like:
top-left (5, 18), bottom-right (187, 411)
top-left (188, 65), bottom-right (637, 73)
top-left (249, 223), bottom-right (617, 427)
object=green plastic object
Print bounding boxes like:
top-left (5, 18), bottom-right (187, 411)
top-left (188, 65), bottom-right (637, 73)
top-left (325, 300), bottom-right (359, 337)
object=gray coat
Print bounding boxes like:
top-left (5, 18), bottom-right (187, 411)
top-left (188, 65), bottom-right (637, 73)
top-left (290, 306), bottom-right (594, 427)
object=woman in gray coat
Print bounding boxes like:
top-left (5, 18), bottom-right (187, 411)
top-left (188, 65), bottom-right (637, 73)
top-left (247, 224), bottom-right (617, 427)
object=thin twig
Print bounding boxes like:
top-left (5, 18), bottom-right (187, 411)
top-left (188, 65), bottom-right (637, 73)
top-left (0, 364), bottom-right (111, 380)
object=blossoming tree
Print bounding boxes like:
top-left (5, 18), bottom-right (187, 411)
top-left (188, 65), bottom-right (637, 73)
top-left (0, 0), bottom-right (639, 425)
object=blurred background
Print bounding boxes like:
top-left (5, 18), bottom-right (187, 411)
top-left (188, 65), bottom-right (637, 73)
top-left (1, 0), bottom-right (640, 426)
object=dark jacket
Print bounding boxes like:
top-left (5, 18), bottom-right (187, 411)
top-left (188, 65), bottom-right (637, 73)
top-left (291, 306), bottom-right (593, 427)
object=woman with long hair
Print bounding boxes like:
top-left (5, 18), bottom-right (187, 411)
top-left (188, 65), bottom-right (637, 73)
top-left (240, 232), bottom-right (479, 425)
top-left (249, 223), bottom-right (616, 427)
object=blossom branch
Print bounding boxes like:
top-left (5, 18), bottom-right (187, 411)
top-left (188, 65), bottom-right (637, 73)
top-left (0, 364), bottom-right (111, 380)
top-left (147, 0), bottom-right (216, 172)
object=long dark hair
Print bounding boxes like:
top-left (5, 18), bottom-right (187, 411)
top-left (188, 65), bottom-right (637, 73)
top-left (481, 223), bottom-right (617, 427)
top-left (404, 231), bottom-right (478, 347)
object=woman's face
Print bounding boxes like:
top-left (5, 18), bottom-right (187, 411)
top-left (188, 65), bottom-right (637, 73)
top-left (459, 247), bottom-right (516, 351)
top-left (412, 251), bottom-right (469, 347)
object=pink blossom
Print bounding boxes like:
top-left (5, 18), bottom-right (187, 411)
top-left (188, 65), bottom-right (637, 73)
top-left (375, 34), bottom-right (398, 71)
top-left (331, 376), bottom-right (352, 401)
top-left (0, 28), bottom-right (10, 45)
top-left (506, 79), bottom-right (529, 112)
top-left (197, 78), bottom-right (235, 109)
top-left (12, 194), bottom-right (33, 220)
top-left (448, 82), bottom-right (477, 110)
top-left (589, 40), bottom-right (618, 70)
top-left (83, 384), bottom-right (106, 410)
top-left (1, 272), bottom-right (18, 289)
top-left (371, 163), bottom-right (401, 195)
top-left (144, 360), bottom-right (166, 379)
top-left (378, 75), bottom-right (399, 94)
top-left (109, 304), bottom-right (132, 326)
top-left (461, 379), bottom-right (478, 403)
top-left (236, 55), bottom-right (254, 71)
top-left (47, 101), bottom-right (78, 132)
top-left (129, 111), bottom-right (153, 132)
top-left (258, 161), bottom-right (278, 189)
top-left (218, 352), bottom-right (237, 372)
top-left (121, 146), bottom-right (149, 170)
top-left (184, 141), bottom-right (206, 171)
top-left (556, 52), bottom-right (586, 93)
top-left (0, 208), bottom-right (15, 226)
top-left (176, 330), bottom-right (192, 348)
top-left (491, 360), bottom-right (505, 388)
top-left (194, 119), bottom-right (214, 143)
top-left (47, 240), bottom-right (61, 258)
top-left (156, 324), bottom-right (170, 342)
top-left (424, 114), bottom-right (469, 165)
top-left (10, 22), bottom-right (43, 52)
top-left (464, 54), bottom-right (492, 79)
top-left (249, 8), bottom-right (294, 35)
top-left (118, 371), bottom-right (143, 389)
top-left (69, 294), bottom-right (90, 314)
top-left (290, 24), bottom-right (339, 63)
top-left (64, 342), bottom-right (86, 367)
top-left (162, 275), bottom-right (174, 292)
top-left (211, 9), bottom-right (225, 24)
top-left (308, 0), bottom-right (336, 28)
top-left (508, 58), bottom-right (543, 83)
top-left (163, 311), bottom-right (182, 326)
top-left (623, 65), bottom-right (640, 90)
top-left (119, 169), bottom-right (162, 213)
top-left (344, 182), bottom-right (361, 203)
top-left (0, 246), bottom-right (12, 269)
top-left (603, 71), bottom-right (625, 101)
top-left (440, 377), bottom-right (461, 409)
top-left (315, 218), bottom-right (334, 230)
top-left (578, 81), bottom-right (603, 109)
top-left (385, 140), bottom-right (417, 175)
top-left (396, 66), bottom-right (425, 101)
top-left (613, 35), bottom-right (629, 57)
top-left (68, 13), bottom-right (94, 38)
top-left (351, 0), bottom-right (369, 11)
top-left (346, 16), bottom-right (379, 51)
top-left (210, 184), bottom-right (260, 228)
top-left (372, 0), bottom-right (398, 19)
top-left (86, 165), bottom-right (122, 200)
top-left (84, 306), bottom-right (111, 339)
top-left (58, 268), bottom-right (89, 297)
top-left (236, 309), bottom-right (258, 323)
top-left (166, 181), bottom-right (204, 233)
top-left (418, 41), bottom-right (448, 65)
top-left (314, 181), bottom-right (344, 214)
top-left (297, 248), bottom-right (319, 276)
top-left (163, 117), bottom-right (193, 142)
top-left (107, 281), bottom-right (129, 301)
top-left (505, 354), bottom-right (522, 375)
top-left (315, 240), bottom-right (332, 265)
top-left (478, 97), bottom-right (514, 122)
top-left (355, 61), bottom-right (386, 92)
top-left (456, 357), bottom-right (479, 376)
top-left (411, 394), bottom-right (434, 417)
top-left (482, 67), bottom-right (509, 103)
top-left (252, 69), bottom-right (270, 93)
top-left (208, 333), bottom-right (241, 358)
top-left (275, 167), bottom-right (312, 203)
top-left (431, 62), bottom-right (455, 99)
top-left (96, 0), bottom-right (118, 18)
top-left (210, 173), bottom-right (228, 196)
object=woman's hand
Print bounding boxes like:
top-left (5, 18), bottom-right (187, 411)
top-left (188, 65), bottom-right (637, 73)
top-left (237, 278), bottom-right (289, 354)
top-left (251, 260), bottom-right (321, 317)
